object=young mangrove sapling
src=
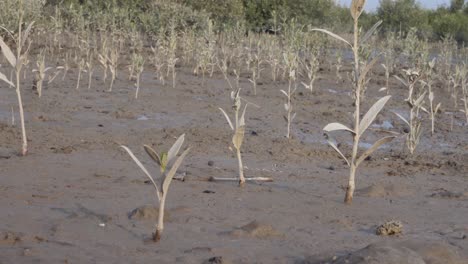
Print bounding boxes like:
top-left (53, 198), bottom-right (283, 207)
top-left (121, 134), bottom-right (190, 242)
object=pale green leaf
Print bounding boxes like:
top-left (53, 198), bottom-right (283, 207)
top-left (121, 145), bottom-right (161, 201)
top-left (144, 145), bottom-right (162, 166)
top-left (0, 71), bottom-right (14, 87)
top-left (219, 108), bottom-right (234, 130)
top-left (21, 21), bottom-right (35, 49)
top-left (356, 136), bottom-right (395, 166)
top-left (0, 37), bottom-right (17, 68)
top-left (393, 111), bottom-right (410, 127)
top-left (360, 20), bottom-right (382, 45)
top-left (167, 134), bottom-right (185, 164)
top-left (162, 148), bottom-right (190, 194)
top-left (310, 29), bottom-right (352, 48)
top-left (232, 126), bottom-right (245, 150)
top-left (323, 122), bottom-right (354, 134)
top-left (359, 95), bottom-right (391, 136)
top-left (324, 134), bottom-right (350, 166)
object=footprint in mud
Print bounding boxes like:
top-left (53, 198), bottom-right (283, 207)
top-left (0, 230), bottom-right (47, 245)
top-left (128, 205), bottom-right (192, 223)
top-left (220, 220), bottom-right (284, 239)
top-left (356, 183), bottom-right (412, 198)
top-left (430, 188), bottom-right (467, 200)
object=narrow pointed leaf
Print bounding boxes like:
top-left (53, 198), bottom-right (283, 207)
top-left (0, 37), bottom-right (17, 68)
top-left (359, 95), bottom-right (391, 136)
top-left (162, 148), bottom-right (190, 194)
top-left (324, 134), bottom-right (350, 166)
top-left (21, 21), bottom-right (35, 49)
top-left (167, 134), bottom-right (185, 164)
top-left (121, 145), bottom-right (161, 201)
top-left (0, 72), bottom-right (14, 87)
top-left (393, 111), bottom-right (410, 127)
top-left (394, 75), bottom-right (408, 87)
top-left (144, 145), bottom-right (162, 166)
top-left (359, 55), bottom-right (380, 85)
top-left (310, 29), bottom-right (352, 48)
top-left (435, 103), bottom-right (441, 113)
top-left (323, 122), bottom-right (354, 134)
top-left (239, 103), bottom-right (249, 127)
top-left (356, 136), bottom-right (395, 166)
top-left (219, 108), bottom-right (234, 130)
top-left (360, 20), bottom-right (382, 45)
top-left (414, 91), bottom-right (426, 107)
top-left (280, 89), bottom-right (288, 97)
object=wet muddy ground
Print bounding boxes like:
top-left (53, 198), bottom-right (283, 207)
top-left (0, 62), bottom-right (467, 263)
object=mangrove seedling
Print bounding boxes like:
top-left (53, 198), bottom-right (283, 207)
top-left (121, 134), bottom-right (190, 242)
top-left (217, 89), bottom-right (271, 186)
top-left (313, 0), bottom-right (393, 204)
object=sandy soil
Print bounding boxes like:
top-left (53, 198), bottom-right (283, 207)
top-left (0, 61), bottom-right (467, 263)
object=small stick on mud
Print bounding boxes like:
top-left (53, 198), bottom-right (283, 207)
top-left (209, 176), bottom-right (273, 183)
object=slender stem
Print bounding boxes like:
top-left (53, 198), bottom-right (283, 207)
top-left (154, 192), bottom-right (165, 242)
top-left (16, 1), bottom-right (27, 156)
top-left (236, 148), bottom-right (245, 187)
top-left (109, 72), bottom-right (115, 91)
top-left (135, 74), bottom-right (140, 99)
top-left (88, 70), bottom-right (93, 90)
top-left (345, 17), bottom-right (361, 205)
top-left (76, 68), bottom-right (81, 90)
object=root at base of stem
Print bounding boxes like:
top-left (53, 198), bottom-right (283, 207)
top-left (152, 230), bottom-right (161, 242)
top-left (344, 187), bottom-right (353, 205)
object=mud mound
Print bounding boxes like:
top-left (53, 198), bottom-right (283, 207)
top-left (128, 205), bottom-right (171, 221)
top-left (333, 240), bottom-right (466, 264)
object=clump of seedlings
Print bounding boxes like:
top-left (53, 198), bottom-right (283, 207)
top-left (217, 89), bottom-right (271, 186)
top-left (0, 2), bottom-right (34, 155)
top-left (394, 69), bottom-right (426, 154)
top-left (313, 0), bottom-right (394, 204)
top-left (121, 134), bottom-right (190, 242)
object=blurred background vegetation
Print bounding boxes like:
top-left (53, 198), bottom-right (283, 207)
top-left (1, 0), bottom-right (468, 43)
